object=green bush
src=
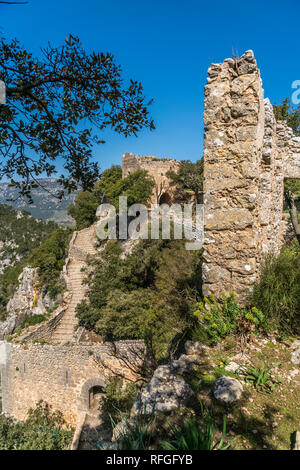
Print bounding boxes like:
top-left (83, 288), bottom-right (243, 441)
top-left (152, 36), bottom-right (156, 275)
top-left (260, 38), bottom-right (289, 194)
top-left (76, 239), bottom-right (202, 361)
top-left (102, 377), bottom-right (139, 426)
top-left (68, 165), bottom-right (154, 230)
top-left (0, 401), bottom-right (73, 450)
top-left (112, 409), bottom-right (156, 450)
top-left (68, 189), bottom-right (101, 230)
top-left (193, 292), bottom-right (264, 344)
top-left (21, 313), bottom-right (49, 329)
top-left (96, 166), bottom-right (154, 210)
top-left (251, 250), bottom-right (300, 334)
top-left (29, 228), bottom-right (72, 291)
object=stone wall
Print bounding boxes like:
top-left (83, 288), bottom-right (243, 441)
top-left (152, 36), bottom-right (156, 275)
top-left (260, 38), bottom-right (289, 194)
top-left (0, 341), bottom-right (144, 427)
top-left (202, 50), bottom-right (300, 301)
top-left (122, 152), bottom-right (179, 204)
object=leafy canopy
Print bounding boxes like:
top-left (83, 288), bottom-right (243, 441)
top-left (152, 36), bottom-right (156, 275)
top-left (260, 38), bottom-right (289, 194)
top-left (76, 238), bottom-right (202, 361)
top-left (273, 97), bottom-right (300, 136)
top-left (167, 159), bottom-right (203, 203)
top-left (68, 165), bottom-right (154, 229)
top-left (0, 35), bottom-right (154, 200)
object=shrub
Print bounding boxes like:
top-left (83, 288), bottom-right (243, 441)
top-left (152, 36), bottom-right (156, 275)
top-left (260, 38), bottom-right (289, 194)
top-left (112, 409), bottom-right (156, 450)
top-left (101, 377), bottom-right (139, 426)
top-left (68, 189), bottom-right (101, 230)
top-left (21, 313), bottom-right (48, 329)
top-left (193, 292), bottom-right (264, 344)
top-left (161, 412), bottom-right (230, 450)
top-left (29, 228), bottom-right (72, 291)
top-left (96, 166), bottom-right (154, 210)
top-left (251, 250), bottom-right (300, 334)
top-left (76, 239), bottom-right (202, 361)
top-left (0, 401), bottom-right (73, 450)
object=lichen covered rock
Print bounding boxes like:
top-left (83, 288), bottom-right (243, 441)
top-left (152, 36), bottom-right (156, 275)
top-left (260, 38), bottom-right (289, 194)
top-left (213, 376), bottom-right (243, 403)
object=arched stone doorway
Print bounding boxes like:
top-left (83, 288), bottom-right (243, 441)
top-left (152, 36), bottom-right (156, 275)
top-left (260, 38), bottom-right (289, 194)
top-left (78, 377), bottom-right (105, 413)
top-left (159, 192), bottom-right (172, 205)
top-left (89, 385), bottom-right (104, 411)
top-left (77, 378), bottom-right (111, 449)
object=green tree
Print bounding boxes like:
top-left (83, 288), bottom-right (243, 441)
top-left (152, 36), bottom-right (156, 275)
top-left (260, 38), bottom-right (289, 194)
top-left (273, 97), bottom-right (300, 136)
top-left (67, 165), bottom-right (154, 229)
top-left (68, 189), bottom-right (101, 230)
top-left (0, 35), bottom-right (154, 200)
top-left (76, 239), bottom-right (202, 361)
top-left (98, 166), bottom-right (154, 209)
top-left (167, 159), bottom-right (203, 203)
top-left (29, 227), bottom-right (72, 293)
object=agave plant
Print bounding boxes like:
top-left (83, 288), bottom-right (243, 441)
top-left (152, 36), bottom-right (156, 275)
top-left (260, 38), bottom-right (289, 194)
top-left (108, 407), bottom-right (156, 451)
top-left (240, 360), bottom-right (282, 393)
top-left (160, 412), bottom-right (230, 451)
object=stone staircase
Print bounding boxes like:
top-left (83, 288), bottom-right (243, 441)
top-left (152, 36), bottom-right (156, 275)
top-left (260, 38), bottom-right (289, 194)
top-left (50, 224), bottom-right (97, 343)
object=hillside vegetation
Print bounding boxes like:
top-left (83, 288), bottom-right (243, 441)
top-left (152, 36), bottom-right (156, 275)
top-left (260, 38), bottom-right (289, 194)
top-left (0, 204), bottom-right (71, 319)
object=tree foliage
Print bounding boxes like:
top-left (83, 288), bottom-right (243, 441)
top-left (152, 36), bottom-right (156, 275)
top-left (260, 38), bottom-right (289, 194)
top-left (0, 401), bottom-right (72, 450)
top-left (68, 165), bottom-right (154, 229)
top-left (273, 97), bottom-right (300, 136)
top-left (167, 159), bottom-right (203, 203)
top-left (28, 227), bottom-right (72, 290)
top-left (0, 35), bottom-right (154, 200)
top-left (76, 239), bottom-right (202, 361)
top-left (68, 189), bottom-right (101, 230)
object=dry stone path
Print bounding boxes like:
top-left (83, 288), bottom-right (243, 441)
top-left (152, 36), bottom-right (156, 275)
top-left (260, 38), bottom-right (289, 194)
top-left (51, 225), bottom-right (97, 343)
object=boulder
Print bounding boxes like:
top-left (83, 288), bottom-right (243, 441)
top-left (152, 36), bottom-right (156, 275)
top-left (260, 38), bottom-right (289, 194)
top-left (291, 340), bottom-right (300, 365)
top-left (132, 365), bottom-right (191, 415)
top-left (213, 376), bottom-right (243, 403)
top-left (185, 340), bottom-right (208, 356)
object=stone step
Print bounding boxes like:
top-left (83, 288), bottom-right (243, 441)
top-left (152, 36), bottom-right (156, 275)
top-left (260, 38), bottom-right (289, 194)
top-left (50, 225), bottom-right (97, 342)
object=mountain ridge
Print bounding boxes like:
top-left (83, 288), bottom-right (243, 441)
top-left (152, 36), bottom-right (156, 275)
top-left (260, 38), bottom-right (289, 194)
top-left (0, 178), bottom-right (79, 225)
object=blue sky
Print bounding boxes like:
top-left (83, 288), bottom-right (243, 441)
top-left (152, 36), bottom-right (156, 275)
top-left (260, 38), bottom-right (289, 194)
top-left (1, 0), bottom-right (300, 172)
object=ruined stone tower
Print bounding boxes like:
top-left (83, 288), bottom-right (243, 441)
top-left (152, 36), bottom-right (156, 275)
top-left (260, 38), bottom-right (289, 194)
top-left (122, 152), bottom-right (179, 204)
top-left (202, 50), bottom-right (300, 301)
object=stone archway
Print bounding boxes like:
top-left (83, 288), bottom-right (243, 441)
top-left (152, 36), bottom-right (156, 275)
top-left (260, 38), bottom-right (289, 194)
top-left (78, 377), bottom-right (105, 413)
top-left (159, 192), bottom-right (172, 205)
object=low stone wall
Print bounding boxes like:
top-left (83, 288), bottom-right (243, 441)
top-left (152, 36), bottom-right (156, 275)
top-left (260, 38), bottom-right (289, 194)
top-left (0, 341), bottom-right (143, 427)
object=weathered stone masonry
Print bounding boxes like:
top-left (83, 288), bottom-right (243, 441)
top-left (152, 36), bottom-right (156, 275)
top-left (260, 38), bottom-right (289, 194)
top-left (122, 152), bottom-right (179, 204)
top-left (202, 50), bottom-right (300, 301)
top-left (0, 341), bottom-right (142, 427)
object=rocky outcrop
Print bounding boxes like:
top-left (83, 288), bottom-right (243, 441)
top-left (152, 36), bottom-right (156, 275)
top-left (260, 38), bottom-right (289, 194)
top-left (0, 267), bottom-right (56, 340)
top-left (132, 365), bottom-right (191, 415)
top-left (132, 341), bottom-right (207, 415)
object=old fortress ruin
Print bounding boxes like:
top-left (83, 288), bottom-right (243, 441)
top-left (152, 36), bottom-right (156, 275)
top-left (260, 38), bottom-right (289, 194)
top-left (0, 50), bottom-right (300, 438)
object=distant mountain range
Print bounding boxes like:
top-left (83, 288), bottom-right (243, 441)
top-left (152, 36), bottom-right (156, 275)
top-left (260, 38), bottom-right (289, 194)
top-left (0, 179), bottom-right (79, 225)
